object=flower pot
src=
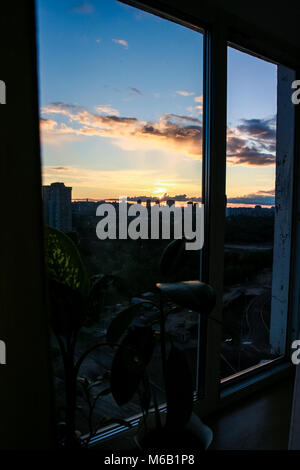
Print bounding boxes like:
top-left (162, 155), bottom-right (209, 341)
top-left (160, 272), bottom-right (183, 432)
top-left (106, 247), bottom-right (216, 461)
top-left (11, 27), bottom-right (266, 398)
top-left (134, 412), bottom-right (213, 451)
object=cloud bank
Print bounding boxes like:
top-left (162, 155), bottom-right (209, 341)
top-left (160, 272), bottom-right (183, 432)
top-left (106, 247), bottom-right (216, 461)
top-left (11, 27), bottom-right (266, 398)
top-left (41, 102), bottom-right (203, 157)
top-left (227, 118), bottom-right (276, 166)
top-left (41, 102), bottom-right (276, 166)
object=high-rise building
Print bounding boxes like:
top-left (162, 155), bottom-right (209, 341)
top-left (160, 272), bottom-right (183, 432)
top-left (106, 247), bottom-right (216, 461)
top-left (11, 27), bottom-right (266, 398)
top-left (42, 182), bottom-right (72, 232)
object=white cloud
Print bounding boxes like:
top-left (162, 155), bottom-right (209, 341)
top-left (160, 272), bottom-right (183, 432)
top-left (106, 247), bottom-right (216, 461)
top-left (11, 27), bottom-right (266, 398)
top-left (187, 105), bottom-right (202, 115)
top-left (112, 39), bottom-right (128, 49)
top-left (186, 95), bottom-right (203, 115)
top-left (194, 95), bottom-right (203, 103)
top-left (176, 90), bottom-right (195, 97)
top-left (41, 103), bottom-right (276, 167)
top-left (94, 104), bottom-right (120, 116)
top-left (72, 2), bottom-right (94, 14)
top-left (41, 103), bottom-right (203, 158)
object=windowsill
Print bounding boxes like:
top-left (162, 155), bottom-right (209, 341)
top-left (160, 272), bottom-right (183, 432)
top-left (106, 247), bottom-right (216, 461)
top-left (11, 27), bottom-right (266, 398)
top-left (206, 373), bottom-right (295, 450)
top-left (91, 363), bottom-right (295, 451)
top-left (219, 360), bottom-right (294, 406)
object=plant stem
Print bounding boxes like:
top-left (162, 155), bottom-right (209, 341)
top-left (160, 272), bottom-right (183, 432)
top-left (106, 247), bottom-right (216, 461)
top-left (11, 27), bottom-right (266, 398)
top-left (74, 341), bottom-right (116, 376)
top-left (159, 293), bottom-right (167, 397)
top-left (56, 332), bottom-right (78, 447)
top-left (64, 353), bottom-right (77, 447)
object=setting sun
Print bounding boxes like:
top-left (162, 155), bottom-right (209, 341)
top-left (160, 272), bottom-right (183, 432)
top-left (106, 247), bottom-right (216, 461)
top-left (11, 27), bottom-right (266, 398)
top-left (153, 187), bottom-right (167, 199)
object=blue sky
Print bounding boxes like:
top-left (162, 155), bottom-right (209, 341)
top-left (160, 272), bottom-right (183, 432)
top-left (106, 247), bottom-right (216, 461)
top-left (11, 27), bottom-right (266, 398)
top-left (37, 0), bottom-right (277, 204)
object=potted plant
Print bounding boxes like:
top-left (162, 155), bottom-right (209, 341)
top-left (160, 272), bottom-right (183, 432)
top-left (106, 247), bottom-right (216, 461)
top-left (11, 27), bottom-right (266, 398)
top-left (45, 226), bottom-right (132, 447)
top-left (46, 229), bottom-right (216, 451)
top-left (108, 238), bottom-right (216, 451)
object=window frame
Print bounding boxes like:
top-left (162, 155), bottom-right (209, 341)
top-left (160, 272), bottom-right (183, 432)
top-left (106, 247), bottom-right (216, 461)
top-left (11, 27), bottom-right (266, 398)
top-left (118, 0), bottom-right (300, 415)
top-left (199, 26), bottom-right (299, 416)
top-left (34, 0), bottom-right (300, 445)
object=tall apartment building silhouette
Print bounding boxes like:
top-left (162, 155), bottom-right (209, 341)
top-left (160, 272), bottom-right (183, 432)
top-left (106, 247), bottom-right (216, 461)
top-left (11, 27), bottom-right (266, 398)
top-left (42, 182), bottom-right (72, 232)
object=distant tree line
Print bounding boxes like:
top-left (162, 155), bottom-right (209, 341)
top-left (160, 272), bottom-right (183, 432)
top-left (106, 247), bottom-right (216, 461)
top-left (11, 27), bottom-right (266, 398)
top-left (225, 215), bottom-right (274, 244)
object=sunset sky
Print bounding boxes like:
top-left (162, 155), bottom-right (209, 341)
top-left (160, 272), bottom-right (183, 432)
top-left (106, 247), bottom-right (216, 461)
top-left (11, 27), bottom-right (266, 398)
top-left (37, 0), bottom-right (276, 205)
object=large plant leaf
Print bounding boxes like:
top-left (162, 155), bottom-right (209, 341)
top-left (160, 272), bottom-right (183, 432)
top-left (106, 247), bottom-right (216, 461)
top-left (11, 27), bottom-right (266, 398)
top-left (106, 302), bottom-right (145, 343)
top-left (110, 326), bottom-right (155, 406)
top-left (45, 226), bottom-right (90, 297)
top-left (160, 238), bottom-right (186, 280)
top-left (139, 374), bottom-right (151, 415)
top-left (156, 280), bottom-right (216, 315)
top-left (165, 346), bottom-right (194, 430)
top-left (86, 274), bottom-right (116, 326)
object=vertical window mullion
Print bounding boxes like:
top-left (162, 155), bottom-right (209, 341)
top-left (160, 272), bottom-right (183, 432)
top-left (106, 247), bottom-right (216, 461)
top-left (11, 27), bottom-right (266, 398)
top-left (288, 69), bottom-right (300, 351)
top-left (269, 66), bottom-right (295, 356)
top-left (197, 21), bottom-right (228, 414)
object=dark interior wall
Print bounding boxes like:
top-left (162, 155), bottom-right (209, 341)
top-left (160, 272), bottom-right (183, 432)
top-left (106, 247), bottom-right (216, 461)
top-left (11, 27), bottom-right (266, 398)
top-left (0, 1), bottom-right (54, 449)
top-left (128, 0), bottom-right (300, 67)
top-left (145, 0), bottom-right (300, 46)
top-left (215, 0), bottom-right (300, 51)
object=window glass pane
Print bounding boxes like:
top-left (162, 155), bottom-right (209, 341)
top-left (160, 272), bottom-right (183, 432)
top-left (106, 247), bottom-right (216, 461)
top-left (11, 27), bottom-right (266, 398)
top-left (221, 47), bottom-right (293, 380)
top-left (37, 0), bottom-right (204, 439)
